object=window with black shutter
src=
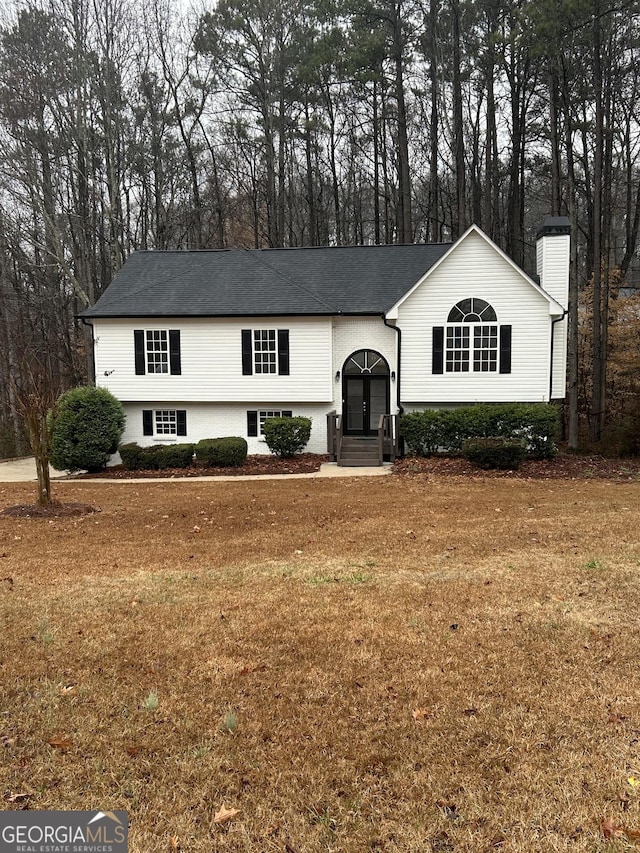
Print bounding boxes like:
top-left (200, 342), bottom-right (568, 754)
top-left (247, 409), bottom-right (293, 437)
top-left (242, 329), bottom-right (290, 375)
top-left (135, 329), bottom-right (181, 375)
top-left (144, 409), bottom-right (187, 437)
top-left (438, 300), bottom-right (510, 375)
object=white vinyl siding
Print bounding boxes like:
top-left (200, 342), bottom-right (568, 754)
top-left (93, 317), bottom-right (333, 403)
top-left (397, 229), bottom-right (553, 403)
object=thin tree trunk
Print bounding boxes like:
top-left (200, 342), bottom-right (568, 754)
top-left (428, 0), bottom-right (439, 241)
top-left (451, 0), bottom-right (466, 237)
top-left (391, 2), bottom-right (412, 243)
top-left (561, 65), bottom-right (580, 451)
top-left (373, 78), bottom-right (381, 245)
top-left (590, 1), bottom-right (604, 443)
top-left (484, 22), bottom-right (497, 238)
top-left (549, 69), bottom-right (562, 216)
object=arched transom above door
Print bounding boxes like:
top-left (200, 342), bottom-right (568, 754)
top-left (343, 349), bottom-right (390, 375)
top-left (342, 350), bottom-right (390, 435)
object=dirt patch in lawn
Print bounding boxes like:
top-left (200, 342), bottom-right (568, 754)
top-left (1, 476), bottom-right (639, 852)
top-left (0, 501), bottom-right (97, 518)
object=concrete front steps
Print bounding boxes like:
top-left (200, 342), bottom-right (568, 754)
top-left (338, 436), bottom-right (381, 467)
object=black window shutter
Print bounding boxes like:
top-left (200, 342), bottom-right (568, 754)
top-left (241, 330), bottom-right (253, 375)
top-left (134, 330), bottom-right (146, 375)
top-left (432, 327), bottom-right (444, 374)
top-left (142, 410), bottom-right (153, 436)
top-left (169, 330), bottom-right (181, 375)
top-left (282, 410), bottom-right (292, 418)
top-left (247, 411), bottom-right (258, 437)
top-left (176, 410), bottom-right (187, 436)
top-left (277, 329), bottom-right (290, 375)
top-left (499, 325), bottom-right (512, 374)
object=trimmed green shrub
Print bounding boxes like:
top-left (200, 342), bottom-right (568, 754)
top-left (400, 403), bottom-right (559, 459)
top-left (462, 437), bottom-right (527, 470)
top-left (156, 443), bottom-right (195, 469)
top-left (51, 386), bottom-right (125, 472)
top-left (119, 442), bottom-right (145, 470)
top-left (119, 442), bottom-right (195, 470)
top-left (399, 410), bottom-right (445, 456)
top-left (263, 416), bottom-right (312, 457)
top-left (195, 437), bottom-right (248, 467)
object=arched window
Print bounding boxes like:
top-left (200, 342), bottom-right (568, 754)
top-left (444, 299), bottom-right (498, 373)
top-left (447, 298), bottom-right (497, 324)
top-left (343, 349), bottom-right (389, 375)
top-left (424, 296), bottom-right (513, 377)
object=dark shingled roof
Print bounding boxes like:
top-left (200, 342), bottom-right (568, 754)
top-left (82, 243), bottom-right (453, 318)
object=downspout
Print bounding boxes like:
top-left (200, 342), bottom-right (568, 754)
top-left (383, 315), bottom-right (402, 413)
top-left (384, 315), bottom-right (403, 457)
top-left (549, 310), bottom-right (567, 401)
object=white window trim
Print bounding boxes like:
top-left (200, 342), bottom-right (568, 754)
top-left (146, 330), bottom-right (169, 374)
top-left (254, 330), bottom-right (277, 375)
top-left (154, 409), bottom-right (178, 436)
top-left (445, 323), bottom-right (498, 374)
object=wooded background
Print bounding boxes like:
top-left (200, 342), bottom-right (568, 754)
top-left (1, 0), bottom-right (639, 457)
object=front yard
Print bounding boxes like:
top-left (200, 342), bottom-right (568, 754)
top-left (1, 473), bottom-right (639, 851)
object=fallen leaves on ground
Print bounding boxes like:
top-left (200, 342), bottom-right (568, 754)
top-left (601, 818), bottom-right (640, 842)
top-left (412, 707), bottom-right (435, 721)
top-left (213, 804), bottom-right (240, 825)
top-left (47, 735), bottom-right (73, 751)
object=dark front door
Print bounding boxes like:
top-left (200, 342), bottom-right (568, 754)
top-left (344, 375), bottom-right (389, 434)
top-left (342, 350), bottom-right (390, 435)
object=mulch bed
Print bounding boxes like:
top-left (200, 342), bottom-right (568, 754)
top-left (0, 501), bottom-right (98, 518)
top-left (49, 451), bottom-right (640, 482)
top-left (72, 453), bottom-right (329, 479)
top-left (64, 450), bottom-right (640, 482)
top-left (393, 452), bottom-right (640, 481)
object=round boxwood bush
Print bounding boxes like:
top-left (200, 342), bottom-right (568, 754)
top-left (195, 437), bottom-right (248, 467)
top-left (263, 416), bottom-right (312, 457)
top-left (119, 443), bottom-right (145, 471)
top-left (155, 443), bottom-right (195, 469)
top-left (50, 386), bottom-right (125, 473)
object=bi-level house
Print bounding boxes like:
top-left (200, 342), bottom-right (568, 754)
top-left (81, 217), bottom-right (570, 465)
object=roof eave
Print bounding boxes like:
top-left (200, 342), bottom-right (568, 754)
top-left (79, 309), bottom-right (389, 320)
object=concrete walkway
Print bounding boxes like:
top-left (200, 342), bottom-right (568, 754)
top-left (0, 457), bottom-right (391, 483)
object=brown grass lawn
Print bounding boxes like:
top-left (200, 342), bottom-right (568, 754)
top-left (1, 473), bottom-right (640, 852)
